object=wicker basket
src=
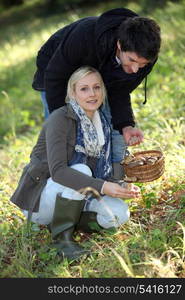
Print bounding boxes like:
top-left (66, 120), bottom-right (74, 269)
top-left (123, 150), bottom-right (165, 183)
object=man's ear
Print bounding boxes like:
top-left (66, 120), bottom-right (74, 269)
top-left (117, 40), bottom-right (121, 51)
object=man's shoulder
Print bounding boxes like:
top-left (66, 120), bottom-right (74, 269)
top-left (95, 7), bottom-right (138, 35)
top-left (53, 16), bottom-right (97, 37)
top-left (99, 7), bottom-right (138, 18)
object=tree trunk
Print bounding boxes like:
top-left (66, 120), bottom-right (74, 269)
top-left (1, 0), bottom-right (24, 8)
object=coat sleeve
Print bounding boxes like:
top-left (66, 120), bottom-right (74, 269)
top-left (107, 86), bottom-right (135, 132)
top-left (44, 22), bottom-right (94, 113)
top-left (107, 61), bottom-right (157, 133)
top-left (45, 110), bottom-right (104, 193)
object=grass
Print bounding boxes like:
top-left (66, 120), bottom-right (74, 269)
top-left (0, 0), bottom-right (185, 278)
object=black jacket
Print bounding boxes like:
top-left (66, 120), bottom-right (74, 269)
top-left (32, 8), bottom-right (157, 131)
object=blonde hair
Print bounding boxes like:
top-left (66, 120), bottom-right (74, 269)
top-left (65, 66), bottom-right (107, 103)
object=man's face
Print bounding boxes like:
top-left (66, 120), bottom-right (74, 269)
top-left (117, 41), bottom-right (150, 74)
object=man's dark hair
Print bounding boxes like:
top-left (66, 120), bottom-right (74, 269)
top-left (118, 16), bottom-right (161, 61)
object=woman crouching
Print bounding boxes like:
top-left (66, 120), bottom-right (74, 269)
top-left (10, 66), bottom-right (140, 260)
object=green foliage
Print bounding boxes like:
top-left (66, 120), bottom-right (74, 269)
top-left (0, 0), bottom-right (185, 278)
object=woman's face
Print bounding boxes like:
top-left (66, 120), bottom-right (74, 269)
top-left (73, 73), bottom-right (104, 118)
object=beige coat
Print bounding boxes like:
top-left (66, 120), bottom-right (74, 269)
top-left (10, 105), bottom-right (104, 212)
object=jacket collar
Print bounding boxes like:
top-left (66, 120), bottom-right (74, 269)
top-left (62, 103), bottom-right (78, 120)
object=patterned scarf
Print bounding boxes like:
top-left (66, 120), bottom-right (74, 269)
top-left (69, 99), bottom-right (112, 179)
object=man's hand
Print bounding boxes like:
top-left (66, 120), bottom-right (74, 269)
top-left (122, 126), bottom-right (144, 146)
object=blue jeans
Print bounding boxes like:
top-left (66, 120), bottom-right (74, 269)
top-left (101, 98), bottom-right (128, 162)
top-left (41, 91), bottom-right (49, 119)
top-left (41, 92), bottom-right (127, 162)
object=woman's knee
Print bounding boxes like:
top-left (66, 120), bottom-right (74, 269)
top-left (90, 196), bottom-right (130, 229)
top-left (71, 164), bottom-right (92, 176)
top-left (114, 199), bottom-right (130, 226)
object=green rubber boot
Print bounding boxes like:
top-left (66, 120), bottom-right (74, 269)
top-left (76, 211), bottom-right (117, 234)
top-left (50, 193), bottom-right (89, 260)
top-left (76, 211), bottom-right (103, 233)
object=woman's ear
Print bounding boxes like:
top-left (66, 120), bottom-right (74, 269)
top-left (69, 91), bottom-right (75, 100)
top-left (70, 86), bottom-right (76, 99)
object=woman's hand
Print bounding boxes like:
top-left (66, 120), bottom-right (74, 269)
top-left (102, 181), bottom-right (141, 199)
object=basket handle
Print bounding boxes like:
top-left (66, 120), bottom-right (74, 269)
top-left (125, 137), bottom-right (164, 153)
